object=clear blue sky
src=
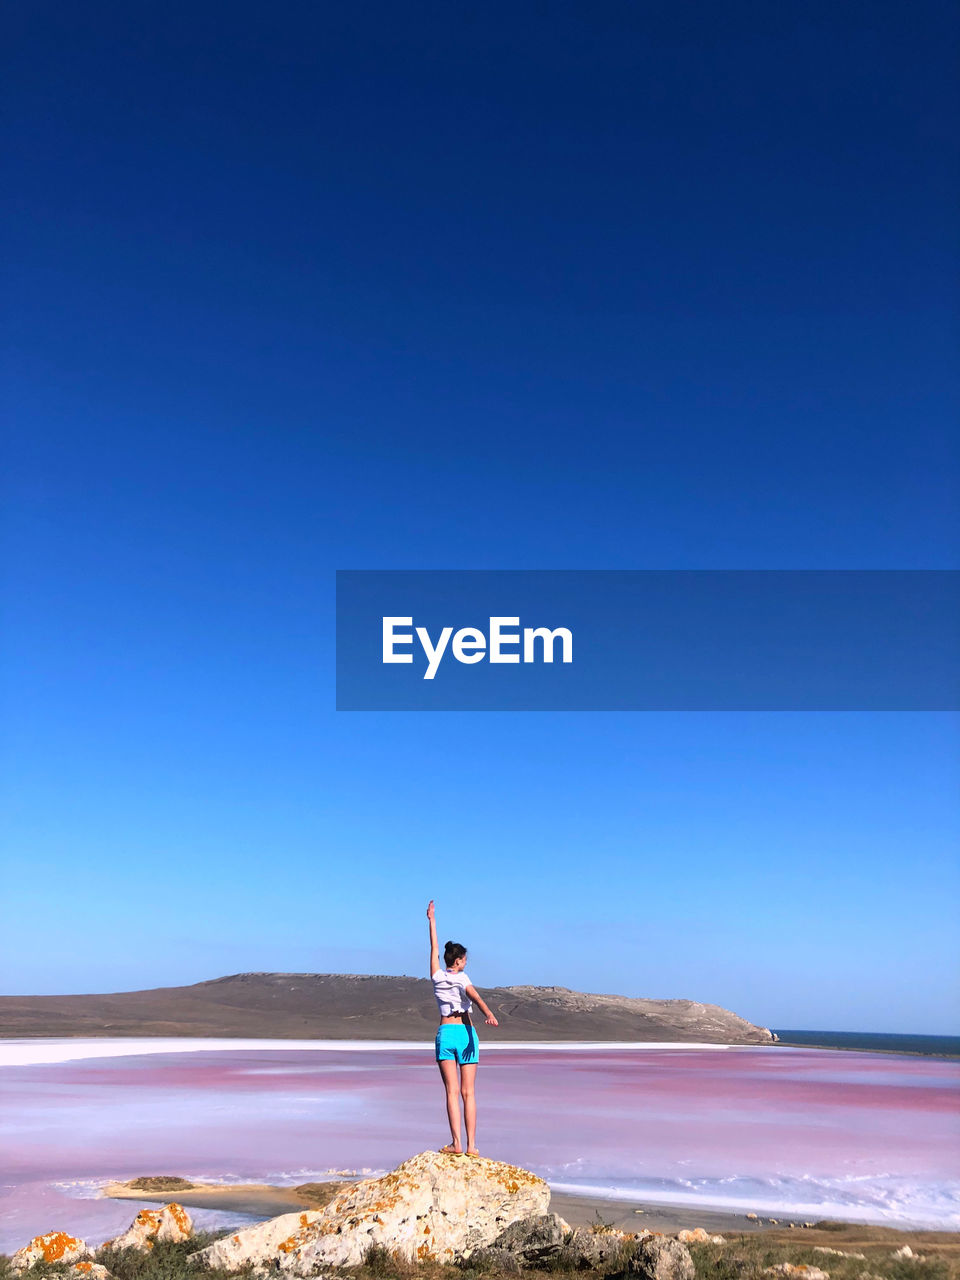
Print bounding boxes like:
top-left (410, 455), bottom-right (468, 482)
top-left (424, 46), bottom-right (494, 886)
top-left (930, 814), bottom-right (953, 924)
top-left (2, 2), bottom-right (958, 1033)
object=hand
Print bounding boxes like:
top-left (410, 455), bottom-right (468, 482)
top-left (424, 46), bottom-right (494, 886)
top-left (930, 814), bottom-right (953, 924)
top-left (485, 1014), bottom-right (499, 1027)
top-left (426, 900), bottom-right (435, 920)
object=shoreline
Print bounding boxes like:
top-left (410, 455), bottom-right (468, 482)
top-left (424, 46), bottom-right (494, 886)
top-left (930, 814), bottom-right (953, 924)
top-left (100, 1178), bottom-right (960, 1240)
top-left (0, 1039), bottom-right (753, 1067)
top-left (3, 1037), bottom-right (955, 1067)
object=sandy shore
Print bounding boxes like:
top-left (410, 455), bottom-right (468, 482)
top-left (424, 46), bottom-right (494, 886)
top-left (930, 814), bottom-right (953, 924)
top-left (101, 1181), bottom-right (347, 1218)
top-left (101, 1177), bottom-right (776, 1232)
top-left (549, 1192), bottom-right (767, 1234)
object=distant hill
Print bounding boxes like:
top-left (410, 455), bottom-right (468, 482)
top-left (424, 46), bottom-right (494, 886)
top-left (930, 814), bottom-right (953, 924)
top-left (0, 972), bottom-right (777, 1043)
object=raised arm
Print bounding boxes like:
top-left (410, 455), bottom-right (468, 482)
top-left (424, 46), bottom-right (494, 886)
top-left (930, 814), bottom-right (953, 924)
top-left (426, 899), bottom-right (440, 977)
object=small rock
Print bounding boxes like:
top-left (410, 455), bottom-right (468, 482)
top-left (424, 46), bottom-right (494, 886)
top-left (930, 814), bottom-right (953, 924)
top-left (12, 1233), bottom-right (93, 1272)
top-left (675, 1228), bottom-right (724, 1244)
top-left (815, 1248), bottom-right (866, 1260)
top-left (190, 1209), bottom-right (326, 1272)
top-left (891, 1246), bottom-right (926, 1262)
top-left (746, 1214), bottom-right (759, 1222)
top-left (763, 1267), bottom-right (829, 1280)
top-left (104, 1204), bottom-right (193, 1251)
top-left (628, 1235), bottom-right (695, 1280)
top-left (68, 1265), bottom-right (114, 1280)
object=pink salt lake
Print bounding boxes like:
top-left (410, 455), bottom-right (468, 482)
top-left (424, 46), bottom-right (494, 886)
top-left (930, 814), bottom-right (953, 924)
top-left (1, 1041), bottom-right (957, 1254)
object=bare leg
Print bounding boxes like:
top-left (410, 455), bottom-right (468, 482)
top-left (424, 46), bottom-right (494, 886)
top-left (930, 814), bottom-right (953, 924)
top-left (460, 1062), bottom-right (478, 1153)
top-left (438, 1060), bottom-right (462, 1151)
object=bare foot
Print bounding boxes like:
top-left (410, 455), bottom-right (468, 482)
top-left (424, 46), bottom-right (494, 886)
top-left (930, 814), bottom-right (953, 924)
top-left (465, 1148), bottom-right (481, 1157)
top-left (439, 1142), bottom-right (463, 1155)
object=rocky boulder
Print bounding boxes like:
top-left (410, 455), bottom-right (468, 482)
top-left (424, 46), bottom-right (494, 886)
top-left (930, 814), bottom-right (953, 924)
top-left (11, 1233), bottom-right (93, 1272)
top-left (480, 1214), bottom-right (572, 1266)
top-left (627, 1236), bottom-right (695, 1280)
top-left (103, 1204), bottom-right (193, 1251)
top-left (189, 1150), bottom-right (550, 1272)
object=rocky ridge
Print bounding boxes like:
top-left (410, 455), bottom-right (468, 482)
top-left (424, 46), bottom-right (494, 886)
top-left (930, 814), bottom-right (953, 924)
top-left (0, 972), bottom-right (777, 1043)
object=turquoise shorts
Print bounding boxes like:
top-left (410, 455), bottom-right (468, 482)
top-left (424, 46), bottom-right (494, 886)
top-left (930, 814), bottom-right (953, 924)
top-left (435, 1023), bottom-right (479, 1064)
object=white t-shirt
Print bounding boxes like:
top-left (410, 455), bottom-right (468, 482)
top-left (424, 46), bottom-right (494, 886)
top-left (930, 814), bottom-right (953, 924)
top-left (432, 968), bottom-right (473, 1016)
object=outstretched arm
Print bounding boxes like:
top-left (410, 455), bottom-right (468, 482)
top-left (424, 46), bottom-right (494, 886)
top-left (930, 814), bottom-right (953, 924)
top-left (426, 900), bottom-right (440, 977)
top-left (465, 984), bottom-right (499, 1027)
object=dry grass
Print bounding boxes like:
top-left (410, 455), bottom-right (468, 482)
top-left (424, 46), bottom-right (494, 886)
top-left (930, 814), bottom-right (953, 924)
top-left (1, 1228), bottom-right (957, 1280)
top-left (292, 1182), bottom-right (351, 1208)
top-left (687, 1235), bottom-right (958, 1280)
top-left (124, 1180), bottom-right (196, 1194)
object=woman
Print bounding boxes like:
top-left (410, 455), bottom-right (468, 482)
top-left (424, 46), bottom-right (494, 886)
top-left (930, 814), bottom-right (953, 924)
top-left (427, 899), bottom-right (498, 1156)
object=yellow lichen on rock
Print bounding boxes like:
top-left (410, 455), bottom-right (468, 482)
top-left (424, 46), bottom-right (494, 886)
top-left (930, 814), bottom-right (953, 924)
top-left (166, 1204), bottom-right (191, 1235)
top-left (11, 1231), bottom-right (93, 1273)
top-left (39, 1233), bottom-right (82, 1262)
top-left (56, 1234), bottom-right (82, 1260)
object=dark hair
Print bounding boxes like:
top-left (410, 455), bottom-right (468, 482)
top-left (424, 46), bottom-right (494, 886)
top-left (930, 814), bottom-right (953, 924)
top-left (444, 940), bottom-right (467, 966)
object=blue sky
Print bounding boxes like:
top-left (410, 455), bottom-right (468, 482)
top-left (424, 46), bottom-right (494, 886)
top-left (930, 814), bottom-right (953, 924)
top-left (2, 1), bottom-right (958, 1032)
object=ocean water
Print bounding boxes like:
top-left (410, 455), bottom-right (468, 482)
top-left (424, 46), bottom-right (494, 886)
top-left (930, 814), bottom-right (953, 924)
top-left (774, 1031), bottom-right (960, 1057)
top-left (0, 1039), bottom-right (958, 1254)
